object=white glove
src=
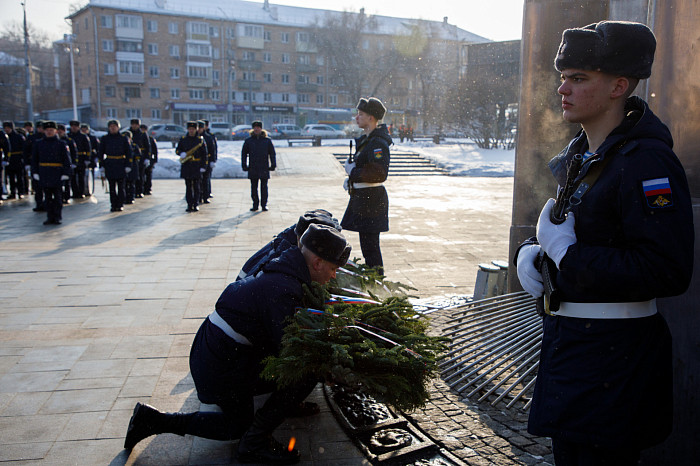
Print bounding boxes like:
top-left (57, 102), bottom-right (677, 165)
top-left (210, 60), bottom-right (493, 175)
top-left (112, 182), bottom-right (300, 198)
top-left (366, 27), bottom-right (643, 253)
top-left (25, 165), bottom-right (31, 172)
top-left (100, 168), bottom-right (105, 178)
top-left (179, 152), bottom-right (187, 159)
top-left (210, 162), bottom-right (216, 170)
top-left (144, 159), bottom-right (150, 167)
top-left (2, 161), bottom-right (8, 167)
top-left (536, 198), bottom-right (577, 268)
top-left (516, 244), bottom-right (544, 298)
top-left (344, 158), bottom-right (355, 175)
top-left (200, 167), bottom-right (206, 173)
top-left (60, 175), bottom-right (69, 181)
top-left (84, 160), bottom-right (91, 166)
top-left (33, 173), bottom-right (40, 181)
top-left (71, 164), bottom-right (77, 169)
top-left (125, 167), bottom-right (132, 173)
top-left (343, 177), bottom-right (349, 191)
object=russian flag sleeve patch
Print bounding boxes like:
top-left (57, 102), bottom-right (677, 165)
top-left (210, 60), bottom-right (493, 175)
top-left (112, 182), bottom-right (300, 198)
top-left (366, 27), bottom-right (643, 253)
top-left (642, 177), bottom-right (673, 209)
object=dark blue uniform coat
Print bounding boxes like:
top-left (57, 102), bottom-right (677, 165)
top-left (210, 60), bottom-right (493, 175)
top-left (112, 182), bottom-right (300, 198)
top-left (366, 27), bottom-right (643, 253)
top-left (241, 130), bottom-right (276, 179)
top-left (236, 225), bottom-right (297, 281)
top-left (31, 136), bottom-right (72, 188)
top-left (341, 124), bottom-right (391, 232)
top-left (176, 135), bottom-right (208, 179)
top-left (98, 133), bottom-right (132, 180)
top-left (68, 130), bottom-right (92, 166)
top-left (528, 96), bottom-right (694, 449)
top-left (6, 130), bottom-right (26, 169)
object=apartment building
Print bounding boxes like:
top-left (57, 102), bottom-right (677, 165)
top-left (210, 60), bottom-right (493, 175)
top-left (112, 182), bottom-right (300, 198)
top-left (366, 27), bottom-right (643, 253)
top-left (67, 0), bottom-right (488, 129)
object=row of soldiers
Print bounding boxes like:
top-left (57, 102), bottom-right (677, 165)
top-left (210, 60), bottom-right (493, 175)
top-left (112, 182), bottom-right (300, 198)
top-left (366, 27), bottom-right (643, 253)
top-left (175, 120), bottom-right (218, 212)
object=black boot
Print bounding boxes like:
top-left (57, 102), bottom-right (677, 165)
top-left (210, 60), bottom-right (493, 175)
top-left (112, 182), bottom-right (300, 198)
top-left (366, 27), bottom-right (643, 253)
top-left (123, 402), bottom-right (189, 450)
top-left (237, 411), bottom-right (300, 464)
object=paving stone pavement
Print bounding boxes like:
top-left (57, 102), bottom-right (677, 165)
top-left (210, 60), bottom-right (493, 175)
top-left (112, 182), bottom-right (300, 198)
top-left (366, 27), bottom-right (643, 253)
top-left (0, 146), bottom-right (551, 465)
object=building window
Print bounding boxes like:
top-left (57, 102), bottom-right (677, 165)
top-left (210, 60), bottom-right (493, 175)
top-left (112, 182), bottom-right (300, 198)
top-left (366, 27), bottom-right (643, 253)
top-left (170, 67), bottom-right (180, 79)
top-left (106, 107), bottom-right (118, 118)
top-left (105, 86), bottom-right (116, 97)
top-left (189, 89), bottom-right (204, 100)
top-left (147, 43), bottom-right (158, 55)
top-left (104, 63), bottom-right (115, 75)
top-left (117, 40), bottom-right (143, 52)
top-left (281, 74), bottom-right (289, 84)
top-left (168, 22), bottom-right (178, 34)
top-left (242, 51), bottom-right (255, 61)
top-left (169, 45), bottom-right (180, 57)
top-left (213, 48), bottom-right (220, 59)
top-left (125, 108), bottom-right (142, 118)
top-left (209, 90), bottom-right (221, 100)
top-left (299, 94), bottom-right (309, 103)
top-left (225, 27), bottom-right (235, 38)
top-left (116, 15), bottom-right (141, 29)
top-left (281, 53), bottom-right (290, 64)
top-left (316, 75), bottom-right (324, 85)
top-left (101, 39), bottom-right (113, 52)
top-left (264, 92), bottom-right (271, 102)
top-left (118, 61), bottom-right (144, 76)
top-left (188, 22), bottom-right (209, 38)
top-left (316, 94), bottom-right (323, 104)
top-left (263, 52), bottom-right (271, 63)
top-left (209, 26), bottom-right (219, 37)
top-left (150, 88), bottom-right (160, 98)
top-left (329, 94), bottom-right (337, 105)
top-left (100, 15), bottom-right (113, 28)
top-left (281, 93), bottom-right (289, 102)
top-left (151, 109), bottom-right (161, 120)
top-left (242, 71), bottom-right (255, 81)
top-left (171, 88), bottom-right (180, 99)
top-left (241, 24), bottom-right (263, 38)
top-left (264, 31), bottom-right (271, 41)
top-left (124, 87), bottom-right (141, 98)
top-left (296, 32), bottom-right (310, 43)
top-left (281, 32), bottom-right (289, 43)
top-left (187, 44), bottom-right (211, 58)
top-left (263, 72), bottom-right (272, 83)
top-left (362, 39), bottom-right (370, 50)
top-left (297, 75), bottom-right (309, 84)
top-left (187, 66), bottom-right (209, 79)
top-left (242, 92), bottom-right (256, 102)
top-left (298, 54), bottom-right (310, 65)
top-left (316, 55), bottom-right (324, 66)
top-left (147, 20), bottom-right (158, 32)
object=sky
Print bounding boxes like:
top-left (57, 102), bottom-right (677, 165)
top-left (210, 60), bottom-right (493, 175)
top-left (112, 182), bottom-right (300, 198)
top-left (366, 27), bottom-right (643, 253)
top-left (2, 0), bottom-right (524, 43)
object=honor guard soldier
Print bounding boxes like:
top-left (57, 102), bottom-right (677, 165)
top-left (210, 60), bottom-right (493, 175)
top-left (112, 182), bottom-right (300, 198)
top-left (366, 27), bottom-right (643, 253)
top-left (98, 120), bottom-right (132, 212)
top-left (28, 121), bottom-right (46, 210)
top-left (3, 121), bottom-right (27, 199)
top-left (0, 129), bottom-right (9, 204)
top-left (140, 124), bottom-right (157, 195)
top-left (56, 123), bottom-right (77, 203)
top-left (196, 120), bottom-right (216, 204)
top-left (515, 21), bottom-right (694, 463)
top-left (202, 119), bottom-right (217, 202)
top-left (176, 121), bottom-right (208, 212)
top-left (129, 119), bottom-right (150, 198)
top-left (124, 224), bottom-right (351, 464)
top-left (31, 121), bottom-right (72, 225)
top-left (22, 121), bottom-right (34, 195)
top-left (241, 121), bottom-right (276, 211)
top-left (81, 123), bottom-right (100, 196)
top-left (68, 120), bottom-right (92, 198)
top-left (122, 131), bottom-right (138, 204)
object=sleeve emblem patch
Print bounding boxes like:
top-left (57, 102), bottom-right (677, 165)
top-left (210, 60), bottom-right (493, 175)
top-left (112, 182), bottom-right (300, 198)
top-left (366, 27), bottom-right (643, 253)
top-left (642, 177), bottom-right (673, 209)
top-left (373, 148), bottom-right (383, 159)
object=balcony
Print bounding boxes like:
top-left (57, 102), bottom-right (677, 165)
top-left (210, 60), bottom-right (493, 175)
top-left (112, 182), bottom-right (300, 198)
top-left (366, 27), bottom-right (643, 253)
top-left (295, 42), bottom-right (318, 53)
top-left (295, 63), bottom-right (319, 74)
top-left (237, 60), bottom-right (262, 71)
top-left (117, 72), bottom-right (144, 84)
top-left (296, 83), bottom-right (318, 93)
top-left (237, 36), bottom-right (264, 49)
top-left (188, 76), bottom-right (213, 88)
top-left (237, 80), bottom-right (262, 91)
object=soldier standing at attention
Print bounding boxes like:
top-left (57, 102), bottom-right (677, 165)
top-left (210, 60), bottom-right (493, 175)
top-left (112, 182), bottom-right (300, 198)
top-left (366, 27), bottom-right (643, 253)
top-left (22, 121), bottom-right (34, 196)
top-left (0, 129), bottom-right (9, 205)
top-left (202, 119), bottom-right (217, 202)
top-left (3, 121), bottom-right (27, 200)
top-left (196, 120), bottom-right (215, 205)
top-left (241, 121), bottom-right (275, 212)
top-left (515, 21), bottom-right (694, 464)
top-left (176, 121), bottom-right (208, 212)
top-left (129, 119), bottom-right (150, 199)
top-left (98, 120), bottom-right (132, 212)
top-left (140, 123), bottom-right (157, 195)
top-left (31, 121), bottom-right (72, 225)
top-left (81, 123), bottom-right (100, 196)
top-left (68, 120), bottom-right (92, 198)
top-left (122, 131), bottom-right (138, 205)
top-left (26, 121), bottom-right (45, 211)
top-left (56, 124), bottom-right (76, 204)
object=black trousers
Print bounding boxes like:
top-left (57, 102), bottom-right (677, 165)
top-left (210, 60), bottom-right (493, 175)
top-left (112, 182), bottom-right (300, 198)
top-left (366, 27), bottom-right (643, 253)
top-left (72, 167), bottom-right (86, 197)
top-left (250, 178), bottom-right (268, 209)
top-left (552, 437), bottom-right (641, 466)
top-left (7, 167), bottom-right (25, 196)
top-left (43, 186), bottom-right (63, 222)
top-left (201, 169), bottom-right (211, 201)
top-left (144, 166), bottom-right (153, 194)
top-left (108, 178), bottom-right (125, 209)
top-left (62, 179), bottom-right (71, 201)
top-left (185, 178), bottom-right (201, 208)
top-left (33, 177), bottom-right (44, 208)
top-left (184, 320), bottom-right (317, 440)
top-left (136, 164), bottom-right (146, 195)
top-left (359, 231), bottom-right (383, 270)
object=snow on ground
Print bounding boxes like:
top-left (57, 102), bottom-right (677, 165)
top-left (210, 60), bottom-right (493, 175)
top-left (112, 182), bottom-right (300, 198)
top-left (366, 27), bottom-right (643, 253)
top-left (151, 138), bottom-right (515, 179)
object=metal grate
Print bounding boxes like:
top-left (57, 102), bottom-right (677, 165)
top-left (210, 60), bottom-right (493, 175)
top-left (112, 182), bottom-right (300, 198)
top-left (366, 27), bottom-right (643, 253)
top-left (437, 292), bottom-right (541, 410)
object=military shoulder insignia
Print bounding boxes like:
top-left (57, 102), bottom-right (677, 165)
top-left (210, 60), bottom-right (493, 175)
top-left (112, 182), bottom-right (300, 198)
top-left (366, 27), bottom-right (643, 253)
top-left (642, 177), bottom-right (673, 209)
top-left (373, 148), bottom-right (383, 159)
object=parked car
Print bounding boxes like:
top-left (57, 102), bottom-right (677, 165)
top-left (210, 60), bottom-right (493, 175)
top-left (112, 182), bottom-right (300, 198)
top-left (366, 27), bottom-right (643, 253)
top-left (149, 124), bottom-right (186, 142)
top-left (231, 124), bottom-right (252, 140)
top-left (209, 122), bottom-right (231, 140)
top-left (301, 124), bottom-right (345, 139)
top-left (270, 124), bottom-right (302, 139)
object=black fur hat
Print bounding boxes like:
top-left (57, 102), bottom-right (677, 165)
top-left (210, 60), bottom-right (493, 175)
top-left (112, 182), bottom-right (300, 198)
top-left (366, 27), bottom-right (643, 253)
top-left (300, 224), bottom-right (351, 267)
top-left (555, 21), bottom-right (656, 79)
top-left (357, 97), bottom-right (386, 121)
top-left (294, 209), bottom-right (341, 237)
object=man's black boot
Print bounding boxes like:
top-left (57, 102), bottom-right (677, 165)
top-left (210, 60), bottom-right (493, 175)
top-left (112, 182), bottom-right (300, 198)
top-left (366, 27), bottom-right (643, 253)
top-left (123, 402), bottom-right (189, 450)
top-left (237, 412), bottom-right (300, 464)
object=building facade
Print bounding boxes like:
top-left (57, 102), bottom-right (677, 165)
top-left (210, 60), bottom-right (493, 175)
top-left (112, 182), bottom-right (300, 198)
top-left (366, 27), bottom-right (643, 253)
top-left (67, 0), bottom-right (488, 131)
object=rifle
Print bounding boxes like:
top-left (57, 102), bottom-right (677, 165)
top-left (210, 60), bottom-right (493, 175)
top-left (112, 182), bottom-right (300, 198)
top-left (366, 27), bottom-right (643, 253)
top-left (535, 153), bottom-right (583, 315)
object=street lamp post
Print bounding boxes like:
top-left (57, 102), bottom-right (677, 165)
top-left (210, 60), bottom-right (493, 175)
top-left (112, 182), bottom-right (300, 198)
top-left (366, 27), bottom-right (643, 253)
top-left (60, 34), bottom-right (79, 121)
top-left (228, 59), bottom-right (235, 125)
top-left (21, 0), bottom-right (34, 121)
